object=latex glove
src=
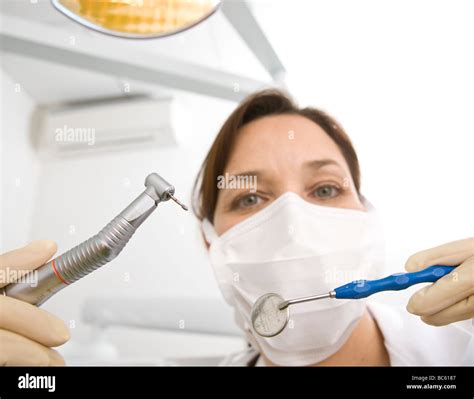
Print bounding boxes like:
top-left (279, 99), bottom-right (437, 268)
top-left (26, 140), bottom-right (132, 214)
top-left (0, 241), bottom-right (70, 366)
top-left (405, 237), bottom-right (474, 326)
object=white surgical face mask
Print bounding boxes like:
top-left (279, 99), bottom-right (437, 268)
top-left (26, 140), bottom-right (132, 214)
top-left (202, 192), bottom-right (385, 366)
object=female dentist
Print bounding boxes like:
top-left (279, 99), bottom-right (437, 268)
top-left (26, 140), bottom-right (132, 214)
top-left (0, 89), bottom-right (472, 366)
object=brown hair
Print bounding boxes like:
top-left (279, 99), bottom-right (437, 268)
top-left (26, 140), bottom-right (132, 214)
top-left (192, 89), bottom-right (361, 223)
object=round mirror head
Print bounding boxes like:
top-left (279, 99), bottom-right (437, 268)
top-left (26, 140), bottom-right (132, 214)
top-left (51, 0), bottom-right (221, 39)
top-left (251, 293), bottom-right (289, 338)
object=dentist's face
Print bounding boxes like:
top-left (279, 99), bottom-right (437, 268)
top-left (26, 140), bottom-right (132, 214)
top-left (213, 114), bottom-right (365, 236)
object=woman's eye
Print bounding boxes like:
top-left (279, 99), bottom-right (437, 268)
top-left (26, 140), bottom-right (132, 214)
top-left (313, 185), bottom-right (340, 199)
top-left (236, 193), bottom-right (261, 208)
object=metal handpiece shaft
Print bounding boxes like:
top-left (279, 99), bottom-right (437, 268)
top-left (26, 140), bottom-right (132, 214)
top-left (2, 173), bottom-right (187, 306)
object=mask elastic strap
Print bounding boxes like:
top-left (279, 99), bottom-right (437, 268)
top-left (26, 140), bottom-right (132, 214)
top-left (360, 195), bottom-right (377, 213)
top-left (201, 218), bottom-right (218, 243)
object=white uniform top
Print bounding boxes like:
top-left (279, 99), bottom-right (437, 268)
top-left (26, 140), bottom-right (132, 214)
top-left (219, 302), bottom-right (473, 366)
top-left (367, 302), bottom-right (472, 366)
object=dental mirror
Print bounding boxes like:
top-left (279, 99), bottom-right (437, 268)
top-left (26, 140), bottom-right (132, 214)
top-left (51, 0), bottom-right (221, 39)
top-left (251, 264), bottom-right (456, 338)
top-left (251, 293), bottom-right (289, 338)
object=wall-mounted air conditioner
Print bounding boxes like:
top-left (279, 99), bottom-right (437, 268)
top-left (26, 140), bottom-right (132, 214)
top-left (39, 97), bottom-right (176, 155)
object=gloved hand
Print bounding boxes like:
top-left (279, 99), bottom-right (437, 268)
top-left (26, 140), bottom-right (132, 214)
top-left (405, 237), bottom-right (474, 326)
top-left (0, 241), bottom-right (70, 366)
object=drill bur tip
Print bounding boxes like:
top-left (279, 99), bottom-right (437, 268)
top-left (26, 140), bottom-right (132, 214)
top-left (168, 194), bottom-right (189, 211)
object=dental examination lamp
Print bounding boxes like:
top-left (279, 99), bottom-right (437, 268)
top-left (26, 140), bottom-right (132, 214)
top-left (1, 173), bottom-right (188, 306)
top-left (51, 0), bottom-right (221, 39)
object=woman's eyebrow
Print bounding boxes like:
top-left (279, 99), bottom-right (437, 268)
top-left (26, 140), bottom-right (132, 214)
top-left (303, 159), bottom-right (343, 171)
top-left (222, 170), bottom-right (270, 183)
top-left (224, 161), bottom-right (342, 186)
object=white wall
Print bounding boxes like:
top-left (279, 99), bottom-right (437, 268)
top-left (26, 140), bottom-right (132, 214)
top-left (0, 70), bottom-right (39, 251)
top-left (1, 63), bottom-right (248, 363)
top-left (29, 92), bottom-right (247, 363)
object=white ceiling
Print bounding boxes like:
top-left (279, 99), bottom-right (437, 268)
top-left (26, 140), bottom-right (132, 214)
top-left (0, 0), bottom-right (271, 104)
top-left (0, 0), bottom-right (64, 25)
top-left (1, 52), bottom-right (166, 104)
top-left (5, 0), bottom-right (472, 108)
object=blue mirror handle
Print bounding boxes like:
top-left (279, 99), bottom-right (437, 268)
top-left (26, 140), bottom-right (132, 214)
top-left (334, 265), bottom-right (456, 299)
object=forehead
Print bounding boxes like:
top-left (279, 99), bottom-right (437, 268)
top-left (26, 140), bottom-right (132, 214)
top-left (225, 114), bottom-right (348, 173)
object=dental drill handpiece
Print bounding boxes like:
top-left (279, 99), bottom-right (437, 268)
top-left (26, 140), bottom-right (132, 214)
top-left (1, 173), bottom-right (188, 306)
